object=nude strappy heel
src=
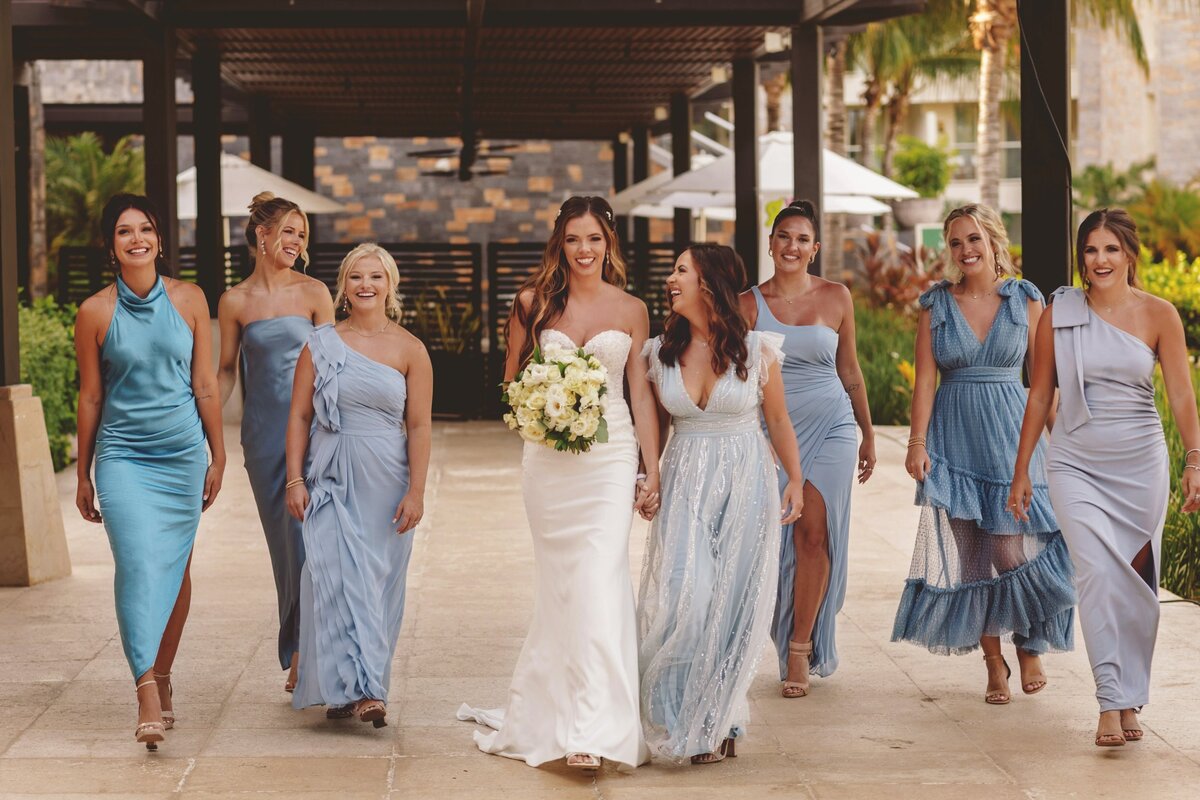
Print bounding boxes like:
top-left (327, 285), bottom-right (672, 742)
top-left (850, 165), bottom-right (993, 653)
top-left (782, 640), bottom-right (811, 698)
top-left (153, 671), bottom-right (174, 729)
top-left (134, 679), bottom-right (165, 751)
top-left (691, 737), bottom-right (737, 765)
top-left (983, 654), bottom-right (1011, 705)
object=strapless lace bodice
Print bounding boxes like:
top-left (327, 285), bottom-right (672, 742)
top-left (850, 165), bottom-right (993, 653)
top-left (540, 329), bottom-right (632, 399)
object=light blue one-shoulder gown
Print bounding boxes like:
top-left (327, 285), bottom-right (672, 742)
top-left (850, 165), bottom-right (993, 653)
top-left (637, 332), bottom-right (785, 761)
top-left (292, 325), bottom-right (414, 710)
top-left (751, 286), bottom-right (856, 679)
top-left (891, 280), bottom-right (1075, 655)
top-left (1048, 287), bottom-right (1167, 712)
top-left (240, 315), bottom-right (314, 670)
top-left (95, 276), bottom-right (208, 679)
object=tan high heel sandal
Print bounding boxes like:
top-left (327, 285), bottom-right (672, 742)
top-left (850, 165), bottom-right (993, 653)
top-left (134, 679), bottom-right (166, 751)
top-left (153, 671), bottom-right (174, 729)
top-left (565, 752), bottom-right (601, 772)
top-left (782, 641), bottom-right (812, 698)
top-left (983, 654), bottom-right (1011, 705)
top-left (355, 698), bottom-right (387, 728)
top-left (691, 737), bottom-right (737, 765)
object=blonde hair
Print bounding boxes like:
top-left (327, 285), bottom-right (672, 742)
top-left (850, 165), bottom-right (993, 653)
top-left (246, 191), bottom-right (311, 267)
top-left (941, 203), bottom-right (1015, 282)
top-left (334, 243), bottom-right (403, 321)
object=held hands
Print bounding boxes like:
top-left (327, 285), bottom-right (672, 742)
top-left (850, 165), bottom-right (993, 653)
top-left (393, 492), bottom-right (424, 534)
top-left (857, 437), bottom-right (877, 484)
top-left (286, 483), bottom-right (310, 522)
top-left (1008, 471), bottom-right (1033, 522)
top-left (634, 473), bottom-right (661, 521)
top-left (1181, 468), bottom-right (1200, 514)
top-left (202, 462), bottom-right (224, 511)
top-left (781, 481), bottom-right (805, 525)
top-left (905, 443), bottom-right (931, 482)
top-left (76, 477), bottom-right (102, 523)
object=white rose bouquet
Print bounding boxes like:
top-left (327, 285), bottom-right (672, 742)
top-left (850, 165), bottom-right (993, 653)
top-left (503, 344), bottom-right (609, 453)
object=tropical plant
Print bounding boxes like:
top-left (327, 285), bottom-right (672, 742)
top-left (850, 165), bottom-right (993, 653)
top-left (1154, 365), bottom-right (1200, 600)
top-left (45, 132), bottom-right (145, 263)
top-left (19, 297), bottom-right (79, 471)
top-left (848, 231), bottom-right (946, 311)
top-left (854, 302), bottom-right (919, 426)
top-left (893, 136), bottom-right (955, 198)
top-left (1140, 248), bottom-right (1200, 348)
top-left (405, 287), bottom-right (482, 354)
top-left (1072, 158), bottom-right (1154, 210)
top-left (1127, 180), bottom-right (1200, 262)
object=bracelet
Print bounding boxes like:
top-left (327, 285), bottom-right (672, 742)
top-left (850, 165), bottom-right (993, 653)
top-left (1185, 448), bottom-right (1200, 465)
top-left (636, 472), bottom-right (647, 482)
top-left (285, 477), bottom-right (305, 489)
top-left (1185, 464), bottom-right (1200, 472)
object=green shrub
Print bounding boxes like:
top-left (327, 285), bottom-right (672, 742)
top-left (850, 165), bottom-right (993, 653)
top-left (1140, 249), bottom-right (1200, 349)
top-left (854, 301), bottom-right (917, 426)
top-left (892, 136), bottom-right (954, 199)
top-left (1128, 180), bottom-right (1200, 262)
top-left (1154, 366), bottom-right (1200, 601)
top-left (18, 297), bottom-right (78, 471)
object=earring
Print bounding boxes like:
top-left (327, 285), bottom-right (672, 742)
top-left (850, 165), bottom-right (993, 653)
top-left (768, 251), bottom-right (773, 257)
top-left (809, 256), bottom-right (815, 265)
top-left (341, 297), bottom-right (350, 313)
top-left (158, 248), bottom-right (164, 260)
top-left (260, 241), bottom-right (266, 255)
top-left (108, 252), bottom-right (117, 267)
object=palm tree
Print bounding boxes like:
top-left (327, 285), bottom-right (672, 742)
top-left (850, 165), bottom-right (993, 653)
top-left (45, 133), bottom-right (145, 264)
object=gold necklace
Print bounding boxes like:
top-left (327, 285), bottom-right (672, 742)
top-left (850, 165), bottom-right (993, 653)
top-left (347, 320), bottom-right (391, 338)
top-left (1087, 291), bottom-right (1135, 315)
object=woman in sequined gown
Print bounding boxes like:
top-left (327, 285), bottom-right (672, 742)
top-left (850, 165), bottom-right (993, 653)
top-left (457, 197), bottom-right (659, 772)
top-left (217, 192), bottom-right (333, 693)
top-left (892, 204), bottom-right (1075, 705)
top-left (1011, 208), bottom-right (1200, 747)
top-left (637, 244), bottom-right (804, 765)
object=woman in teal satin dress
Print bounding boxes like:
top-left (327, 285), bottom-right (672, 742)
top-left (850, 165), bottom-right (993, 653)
top-left (217, 192), bottom-right (333, 692)
top-left (74, 194), bottom-right (226, 750)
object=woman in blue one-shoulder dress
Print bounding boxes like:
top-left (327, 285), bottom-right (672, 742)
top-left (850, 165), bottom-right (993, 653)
top-left (285, 243), bottom-right (432, 728)
top-left (893, 204), bottom-right (1075, 706)
top-left (217, 192), bottom-right (333, 692)
top-left (74, 194), bottom-right (226, 750)
top-left (739, 200), bottom-right (875, 698)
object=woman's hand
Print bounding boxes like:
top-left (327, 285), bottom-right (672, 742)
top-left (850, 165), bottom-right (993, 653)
top-left (1008, 471), bottom-right (1033, 522)
top-left (857, 436), bottom-right (877, 484)
top-left (634, 473), bottom-right (661, 521)
top-left (76, 477), bottom-right (101, 523)
top-left (286, 483), bottom-right (310, 522)
top-left (393, 492), bottom-right (424, 534)
top-left (1182, 468), bottom-right (1200, 514)
top-left (202, 461), bottom-right (224, 511)
top-left (905, 443), bottom-right (931, 482)
top-left (781, 481), bottom-right (805, 525)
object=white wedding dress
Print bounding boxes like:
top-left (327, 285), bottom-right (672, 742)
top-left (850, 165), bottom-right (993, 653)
top-left (458, 329), bottom-right (649, 769)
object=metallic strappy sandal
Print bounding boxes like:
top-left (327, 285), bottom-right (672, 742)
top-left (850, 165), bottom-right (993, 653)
top-left (782, 641), bottom-right (812, 698)
top-left (983, 654), bottom-right (1011, 705)
top-left (134, 679), bottom-right (165, 751)
top-left (153, 671), bottom-right (174, 729)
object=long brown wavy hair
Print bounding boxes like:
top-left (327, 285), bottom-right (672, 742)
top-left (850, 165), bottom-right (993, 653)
top-left (658, 244), bottom-right (750, 381)
top-left (508, 195), bottom-right (628, 367)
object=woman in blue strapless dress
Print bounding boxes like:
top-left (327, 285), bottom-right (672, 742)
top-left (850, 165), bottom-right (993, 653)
top-left (894, 204), bottom-right (1075, 706)
top-left (217, 192), bottom-right (333, 693)
top-left (286, 244), bottom-right (432, 728)
top-left (74, 194), bottom-right (226, 750)
top-left (739, 200), bottom-right (875, 698)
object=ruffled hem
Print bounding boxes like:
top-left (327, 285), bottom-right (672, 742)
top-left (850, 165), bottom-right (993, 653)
top-left (917, 455), bottom-right (1057, 535)
top-left (891, 534), bottom-right (1076, 656)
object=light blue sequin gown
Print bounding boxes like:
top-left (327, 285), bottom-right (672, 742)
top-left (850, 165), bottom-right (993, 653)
top-left (892, 279), bottom-right (1075, 655)
top-left (1048, 287), bottom-right (1167, 712)
top-left (751, 286), bottom-right (856, 679)
top-left (636, 332), bottom-right (785, 762)
top-left (94, 276), bottom-right (208, 679)
top-left (240, 316), bottom-right (314, 670)
top-left (292, 325), bottom-right (414, 709)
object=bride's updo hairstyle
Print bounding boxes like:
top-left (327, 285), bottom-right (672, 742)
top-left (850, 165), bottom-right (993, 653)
top-left (658, 243), bottom-right (750, 381)
top-left (245, 191), bottom-right (310, 267)
top-left (509, 195), bottom-right (628, 367)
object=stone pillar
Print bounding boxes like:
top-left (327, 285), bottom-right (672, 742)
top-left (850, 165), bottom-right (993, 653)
top-left (0, 385), bottom-right (71, 586)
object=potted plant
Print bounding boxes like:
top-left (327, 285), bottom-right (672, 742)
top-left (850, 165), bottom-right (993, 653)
top-left (407, 287), bottom-right (484, 419)
top-left (892, 136), bottom-right (953, 228)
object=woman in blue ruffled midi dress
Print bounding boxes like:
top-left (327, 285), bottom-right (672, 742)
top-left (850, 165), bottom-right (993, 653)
top-left (892, 204), bottom-right (1076, 705)
top-left (285, 243), bottom-right (433, 728)
top-left (74, 194), bottom-right (226, 749)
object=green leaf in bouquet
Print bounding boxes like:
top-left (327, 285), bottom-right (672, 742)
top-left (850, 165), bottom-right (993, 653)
top-left (594, 416), bottom-right (609, 444)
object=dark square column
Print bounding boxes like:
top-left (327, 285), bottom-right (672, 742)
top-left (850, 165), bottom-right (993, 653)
top-left (1, 0), bottom-right (18, 383)
top-left (671, 91), bottom-right (691, 248)
top-left (631, 125), bottom-right (650, 289)
top-left (611, 133), bottom-right (629, 244)
top-left (143, 25), bottom-right (179, 275)
top-left (248, 95), bottom-right (272, 172)
top-left (282, 124), bottom-right (317, 247)
top-left (792, 24), bottom-right (823, 277)
top-left (733, 57), bottom-right (759, 282)
top-left (192, 43), bottom-right (224, 314)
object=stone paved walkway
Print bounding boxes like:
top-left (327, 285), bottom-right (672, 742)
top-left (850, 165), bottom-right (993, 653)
top-left (2, 422), bottom-right (1199, 799)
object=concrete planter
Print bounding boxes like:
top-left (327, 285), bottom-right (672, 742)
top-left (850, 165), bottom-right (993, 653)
top-left (892, 197), bottom-right (943, 229)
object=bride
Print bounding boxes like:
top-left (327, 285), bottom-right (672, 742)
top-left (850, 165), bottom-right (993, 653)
top-left (458, 196), bottom-right (659, 771)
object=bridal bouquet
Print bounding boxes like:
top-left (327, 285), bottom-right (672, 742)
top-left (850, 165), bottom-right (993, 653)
top-left (503, 345), bottom-right (609, 453)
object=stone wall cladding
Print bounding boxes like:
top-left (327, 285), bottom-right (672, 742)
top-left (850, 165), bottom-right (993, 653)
top-left (1154, 10), bottom-right (1200, 183)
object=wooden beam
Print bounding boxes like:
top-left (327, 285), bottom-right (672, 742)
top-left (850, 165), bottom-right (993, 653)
top-left (733, 56), bottom-right (759, 282)
top-left (670, 91), bottom-right (691, 248)
top-left (192, 43), bottom-right (223, 315)
top-left (791, 23), bottom-right (823, 276)
top-left (1019, 0), bottom-right (1071, 297)
top-left (1, 0), bottom-right (19, 384)
top-left (143, 24), bottom-right (180, 274)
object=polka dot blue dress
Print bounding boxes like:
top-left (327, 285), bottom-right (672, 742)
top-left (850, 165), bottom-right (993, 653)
top-left (891, 279), bottom-right (1076, 655)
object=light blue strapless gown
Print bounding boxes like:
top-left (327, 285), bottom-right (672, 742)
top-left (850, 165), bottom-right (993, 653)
top-left (637, 332), bottom-right (784, 761)
top-left (240, 316), bottom-right (314, 670)
top-left (751, 286), bottom-right (856, 679)
top-left (293, 325), bottom-right (414, 709)
top-left (95, 276), bottom-right (208, 679)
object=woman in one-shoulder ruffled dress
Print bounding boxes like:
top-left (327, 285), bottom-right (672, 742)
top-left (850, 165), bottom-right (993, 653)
top-left (893, 205), bottom-right (1075, 706)
top-left (1011, 208), bottom-right (1200, 747)
top-left (286, 244), bottom-right (432, 729)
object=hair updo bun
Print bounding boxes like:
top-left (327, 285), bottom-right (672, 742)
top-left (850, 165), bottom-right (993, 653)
top-left (248, 191), bottom-right (277, 215)
top-left (770, 198), bottom-right (821, 240)
top-left (245, 192), bottom-right (309, 265)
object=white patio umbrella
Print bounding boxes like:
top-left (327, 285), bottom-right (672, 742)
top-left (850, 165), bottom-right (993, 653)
top-left (654, 190), bottom-right (892, 216)
top-left (177, 153), bottom-right (346, 220)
